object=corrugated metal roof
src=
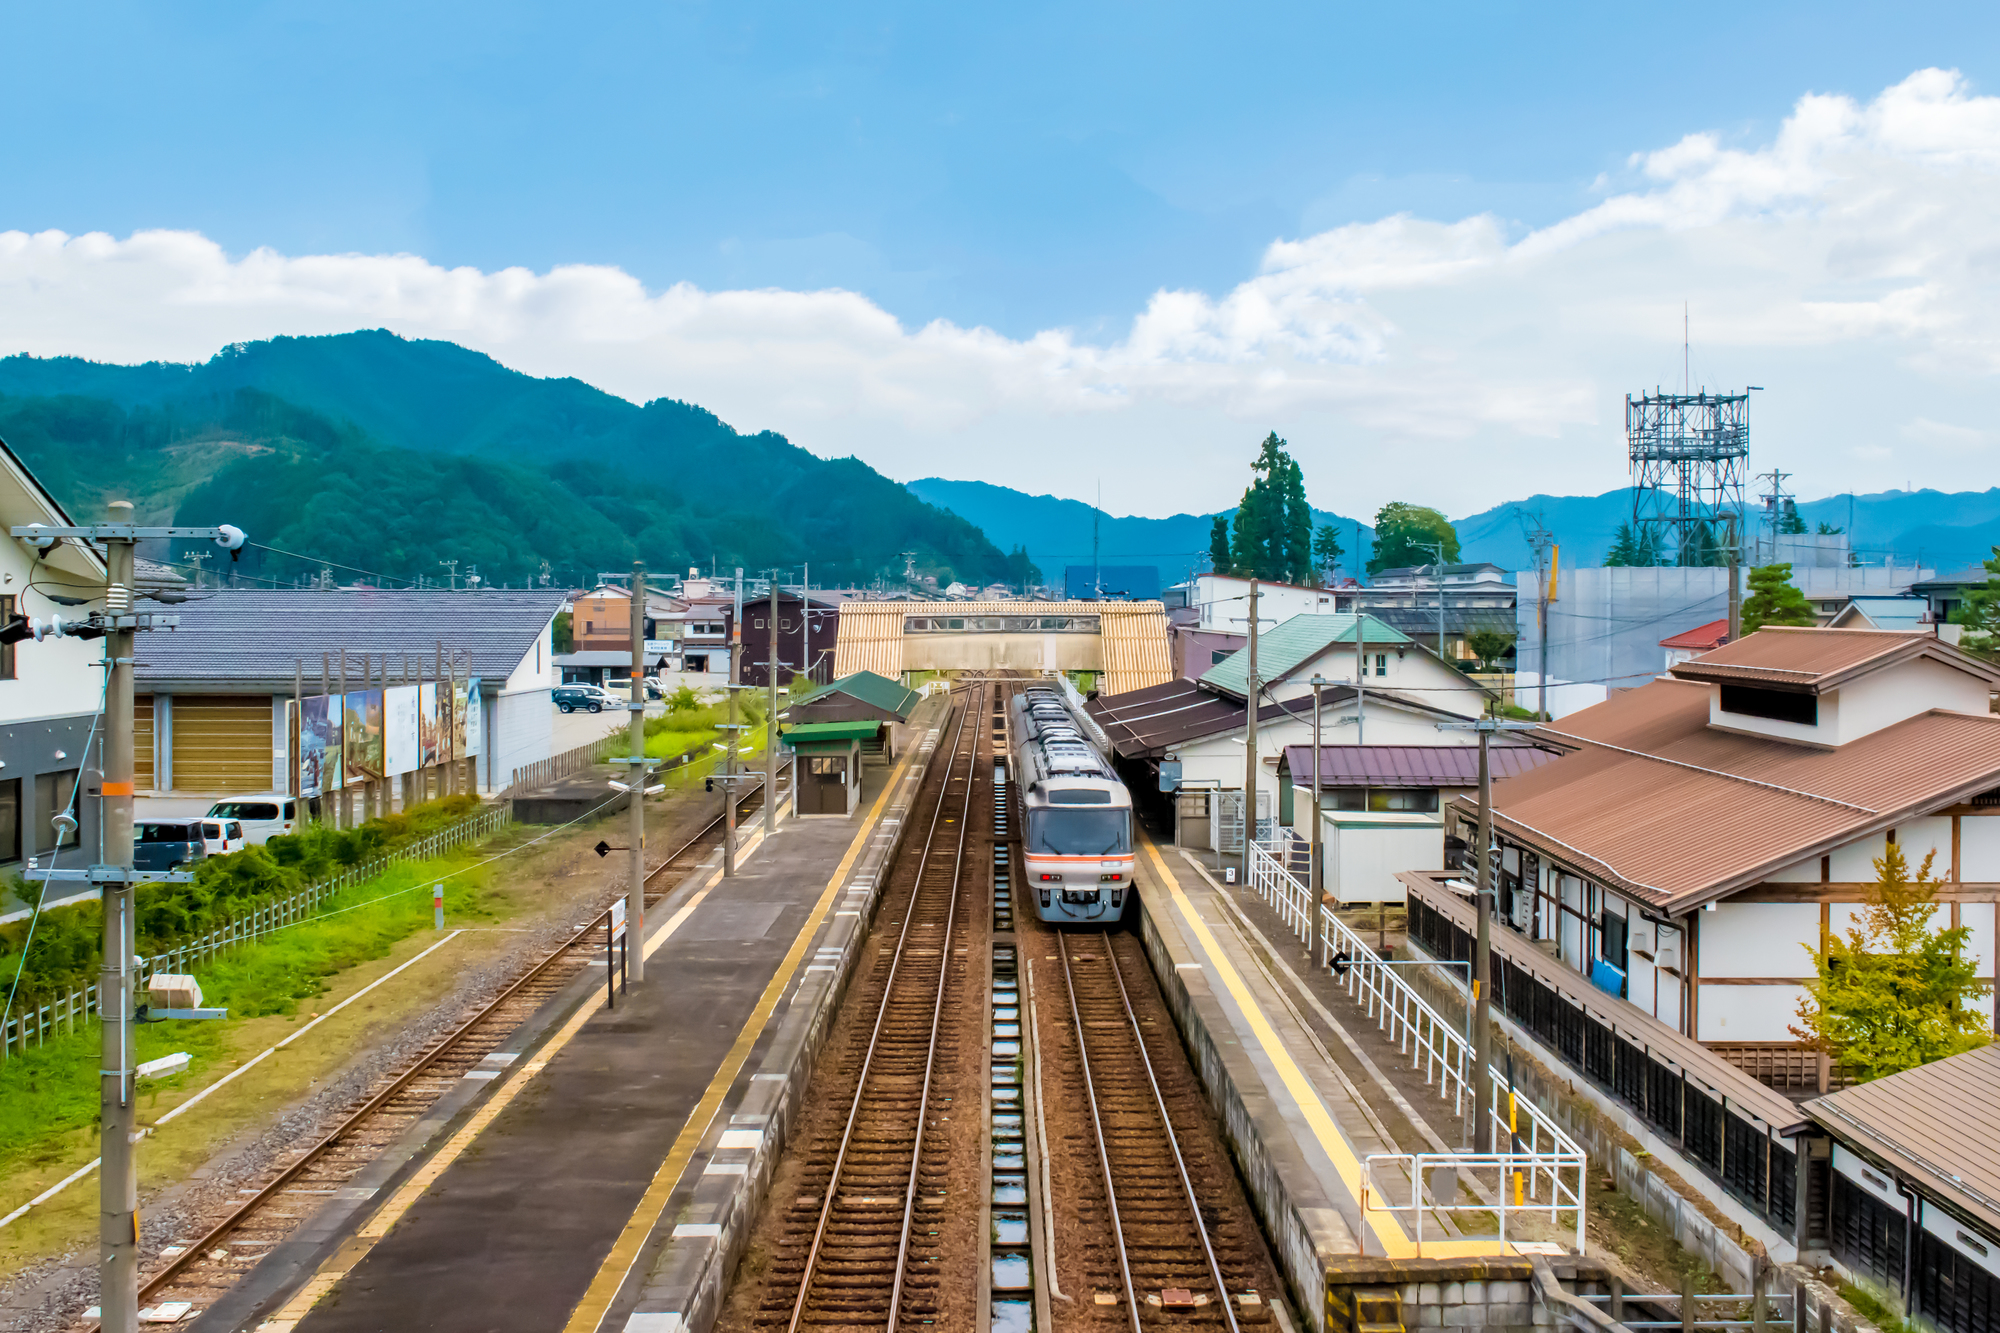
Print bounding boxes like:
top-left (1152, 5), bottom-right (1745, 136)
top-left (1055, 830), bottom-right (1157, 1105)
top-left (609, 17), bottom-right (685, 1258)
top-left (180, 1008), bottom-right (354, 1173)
top-left (820, 670), bottom-right (921, 719)
top-left (135, 588), bottom-right (565, 689)
top-left (829, 599), bottom-right (1171, 695)
top-left (1085, 679), bottom-right (1470, 760)
top-left (1200, 613), bottom-right (1412, 699)
top-left (781, 720), bottom-right (881, 743)
top-left (1807, 1042), bottom-right (2000, 1234)
top-left (1669, 626), bottom-right (2000, 692)
top-left (1280, 744), bottom-right (1561, 787)
top-left (1467, 678), bottom-right (2000, 911)
top-left (1659, 619), bottom-right (1730, 650)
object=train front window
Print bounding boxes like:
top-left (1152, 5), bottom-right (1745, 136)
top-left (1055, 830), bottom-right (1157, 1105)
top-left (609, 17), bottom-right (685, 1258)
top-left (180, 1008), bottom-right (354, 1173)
top-left (1029, 809), bottom-right (1130, 856)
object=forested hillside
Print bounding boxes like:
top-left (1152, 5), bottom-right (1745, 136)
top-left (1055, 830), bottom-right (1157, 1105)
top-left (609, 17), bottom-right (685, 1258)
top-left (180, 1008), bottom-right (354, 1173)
top-left (0, 334), bottom-right (1016, 587)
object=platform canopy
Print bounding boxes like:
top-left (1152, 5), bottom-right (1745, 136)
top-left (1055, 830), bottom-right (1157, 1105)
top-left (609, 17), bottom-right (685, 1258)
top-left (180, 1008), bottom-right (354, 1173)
top-left (780, 720), bottom-right (883, 750)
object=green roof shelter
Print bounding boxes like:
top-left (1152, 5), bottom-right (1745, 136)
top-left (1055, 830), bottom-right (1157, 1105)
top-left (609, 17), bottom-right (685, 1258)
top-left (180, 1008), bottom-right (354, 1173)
top-left (781, 720), bottom-right (884, 817)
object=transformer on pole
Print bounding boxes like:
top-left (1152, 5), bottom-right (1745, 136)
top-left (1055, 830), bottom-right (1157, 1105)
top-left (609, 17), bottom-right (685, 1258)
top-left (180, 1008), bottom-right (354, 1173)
top-left (1626, 390), bottom-right (1749, 566)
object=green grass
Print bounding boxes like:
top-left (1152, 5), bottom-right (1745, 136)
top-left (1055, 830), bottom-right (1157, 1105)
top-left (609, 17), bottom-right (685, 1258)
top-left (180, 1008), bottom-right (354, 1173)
top-left (1839, 1281), bottom-right (1911, 1333)
top-left (0, 851), bottom-right (499, 1178)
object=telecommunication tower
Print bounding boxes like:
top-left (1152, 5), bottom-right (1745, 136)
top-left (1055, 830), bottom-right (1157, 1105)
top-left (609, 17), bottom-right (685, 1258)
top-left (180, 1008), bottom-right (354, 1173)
top-left (1626, 389), bottom-right (1749, 565)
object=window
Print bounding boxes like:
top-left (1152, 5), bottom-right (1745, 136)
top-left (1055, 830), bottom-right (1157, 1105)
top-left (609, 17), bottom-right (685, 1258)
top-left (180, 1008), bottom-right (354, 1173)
top-left (0, 779), bottom-right (16, 865)
top-left (1211, 650), bottom-right (1232, 665)
top-left (753, 618), bottom-right (765, 629)
top-left (1374, 653), bottom-right (1387, 677)
top-left (1599, 907), bottom-right (1628, 969)
top-left (34, 770), bottom-right (78, 854)
top-left (1367, 788), bottom-right (1438, 813)
top-left (1719, 683), bottom-right (1818, 726)
top-left (1028, 808), bottom-right (1131, 855)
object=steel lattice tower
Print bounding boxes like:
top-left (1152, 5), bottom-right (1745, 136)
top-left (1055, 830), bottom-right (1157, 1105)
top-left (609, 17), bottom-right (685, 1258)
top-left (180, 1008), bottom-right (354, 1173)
top-left (1626, 390), bottom-right (1748, 565)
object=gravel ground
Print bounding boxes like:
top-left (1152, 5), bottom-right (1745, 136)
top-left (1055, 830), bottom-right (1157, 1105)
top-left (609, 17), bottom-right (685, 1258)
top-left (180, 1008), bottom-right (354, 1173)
top-left (0, 791), bottom-right (722, 1332)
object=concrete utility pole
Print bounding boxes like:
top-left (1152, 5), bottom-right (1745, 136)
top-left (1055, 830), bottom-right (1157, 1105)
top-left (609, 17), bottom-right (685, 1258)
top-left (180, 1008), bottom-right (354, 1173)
top-left (1726, 514), bottom-right (1743, 641)
top-left (800, 562), bottom-right (810, 686)
top-left (766, 572), bottom-right (779, 837)
top-left (10, 506), bottom-right (242, 1333)
top-left (1309, 674), bottom-right (1328, 969)
top-left (627, 561), bottom-right (647, 982)
top-left (1353, 608), bottom-right (1367, 744)
top-left (732, 567), bottom-right (744, 684)
top-left (1435, 714), bottom-right (1536, 1153)
top-left (1241, 578), bottom-right (1260, 882)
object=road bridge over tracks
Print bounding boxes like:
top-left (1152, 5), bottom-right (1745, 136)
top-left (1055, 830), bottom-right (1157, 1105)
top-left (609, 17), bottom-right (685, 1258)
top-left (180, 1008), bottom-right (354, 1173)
top-left (831, 599), bottom-right (1172, 695)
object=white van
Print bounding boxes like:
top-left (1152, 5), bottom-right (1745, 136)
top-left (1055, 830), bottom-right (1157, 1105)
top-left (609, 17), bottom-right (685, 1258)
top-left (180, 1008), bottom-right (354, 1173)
top-left (204, 796), bottom-right (299, 846)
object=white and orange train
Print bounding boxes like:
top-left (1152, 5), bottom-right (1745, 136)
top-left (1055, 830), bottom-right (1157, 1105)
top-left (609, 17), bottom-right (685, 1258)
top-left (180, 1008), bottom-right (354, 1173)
top-left (1008, 683), bottom-right (1134, 922)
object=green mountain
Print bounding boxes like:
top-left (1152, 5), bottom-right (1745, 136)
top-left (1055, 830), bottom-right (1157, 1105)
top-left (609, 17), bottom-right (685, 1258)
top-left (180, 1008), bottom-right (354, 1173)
top-left (0, 332), bottom-right (1016, 588)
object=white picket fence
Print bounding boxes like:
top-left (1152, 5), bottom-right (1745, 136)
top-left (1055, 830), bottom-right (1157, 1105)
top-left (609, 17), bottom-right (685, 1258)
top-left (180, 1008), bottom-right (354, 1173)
top-left (0, 803), bottom-right (511, 1059)
top-left (1238, 833), bottom-right (1587, 1250)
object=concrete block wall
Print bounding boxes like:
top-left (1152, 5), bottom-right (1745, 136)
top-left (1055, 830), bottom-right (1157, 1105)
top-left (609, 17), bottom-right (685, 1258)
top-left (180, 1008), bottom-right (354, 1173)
top-left (1326, 1257), bottom-right (1616, 1333)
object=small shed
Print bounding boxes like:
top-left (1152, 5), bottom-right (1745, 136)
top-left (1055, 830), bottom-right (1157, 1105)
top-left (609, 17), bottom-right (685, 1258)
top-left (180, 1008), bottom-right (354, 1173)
top-left (789, 670), bottom-right (920, 760)
top-left (781, 720), bottom-right (881, 817)
top-left (1318, 810), bottom-right (1444, 904)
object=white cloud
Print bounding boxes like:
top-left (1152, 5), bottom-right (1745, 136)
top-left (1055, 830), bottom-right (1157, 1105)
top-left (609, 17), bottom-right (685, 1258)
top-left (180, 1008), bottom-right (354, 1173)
top-left (5, 68), bottom-right (2000, 518)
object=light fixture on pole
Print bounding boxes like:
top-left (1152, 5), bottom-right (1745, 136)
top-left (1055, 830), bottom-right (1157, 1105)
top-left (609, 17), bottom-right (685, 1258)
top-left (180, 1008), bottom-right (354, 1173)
top-left (1434, 713), bottom-right (1538, 1153)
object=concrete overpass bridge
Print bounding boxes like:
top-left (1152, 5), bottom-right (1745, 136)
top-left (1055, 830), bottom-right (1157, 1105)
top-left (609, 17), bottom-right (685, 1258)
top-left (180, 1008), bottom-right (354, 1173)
top-left (830, 599), bottom-right (1172, 694)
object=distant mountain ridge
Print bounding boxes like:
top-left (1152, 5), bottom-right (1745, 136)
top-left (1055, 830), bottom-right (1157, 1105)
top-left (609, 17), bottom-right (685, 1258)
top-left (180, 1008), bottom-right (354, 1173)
top-left (0, 331), bottom-right (1017, 586)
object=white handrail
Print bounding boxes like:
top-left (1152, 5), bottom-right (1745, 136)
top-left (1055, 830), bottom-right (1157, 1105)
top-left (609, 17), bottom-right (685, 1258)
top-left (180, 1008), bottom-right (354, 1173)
top-left (1361, 1149), bottom-right (1586, 1254)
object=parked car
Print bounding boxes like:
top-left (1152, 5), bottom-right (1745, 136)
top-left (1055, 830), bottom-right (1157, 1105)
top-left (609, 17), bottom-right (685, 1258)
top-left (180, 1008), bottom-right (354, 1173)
top-left (553, 684), bottom-right (612, 714)
top-left (198, 819), bottom-right (246, 857)
top-left (134, 819), bottom-right (209, 872)
top-left (205, 796), bottom-right (299, 845)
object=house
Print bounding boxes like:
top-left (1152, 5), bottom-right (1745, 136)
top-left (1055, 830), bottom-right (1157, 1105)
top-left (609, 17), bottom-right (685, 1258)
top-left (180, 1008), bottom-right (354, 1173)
top-left (1276, 743), bottom-right (1563, 902)
top-left (0, 446), bottom-right (112, 895)
top-left (729, 591), bottom-right (842, 688)
top-left (1360, 562), bottom-right (1518, 665)
top-left (1160, 574), bottom-right (1352, 678)
top-left (1086, 613), bottom-right (1488, 851)
top-left (1908, 568), bottom-right (1990, 628)
top-left (1395, 626), bottom-right (2000, 1262)
top-left (1826, 596), bottom-right (1933, 633)
top-left (1661, 619), bottom-right (1730, 669)
top-left (1797, 1042), bottom-right (2000, 1333)
top-left (133, 588), bottom-right (567, 799)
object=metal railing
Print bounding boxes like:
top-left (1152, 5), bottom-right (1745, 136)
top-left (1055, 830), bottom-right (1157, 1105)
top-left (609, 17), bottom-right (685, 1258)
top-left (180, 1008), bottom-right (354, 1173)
top-left (1237, 833), bottom-right (1586, 1251)
top-left (1, 803), bottom-right (511, 1058)
top-left (1361, 1144), bottom-right (1586, 1254)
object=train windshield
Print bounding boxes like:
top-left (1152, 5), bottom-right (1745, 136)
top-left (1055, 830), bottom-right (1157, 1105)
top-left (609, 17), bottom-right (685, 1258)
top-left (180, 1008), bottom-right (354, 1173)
top-left (1028, 808), bottom-right (1130, 856)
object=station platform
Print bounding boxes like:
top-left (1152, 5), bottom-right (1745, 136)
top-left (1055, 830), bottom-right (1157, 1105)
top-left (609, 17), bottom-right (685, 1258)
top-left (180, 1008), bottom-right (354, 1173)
top-left (215, 698), bottom-right (951, 1333)
top-left (1127, 834), bottom-right (1539, 1312)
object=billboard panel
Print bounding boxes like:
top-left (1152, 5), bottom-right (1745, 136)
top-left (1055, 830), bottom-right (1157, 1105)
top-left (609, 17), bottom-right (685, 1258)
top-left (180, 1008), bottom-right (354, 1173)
top-left (384, 685), bottom-right (421, 776)
top-left (345, 689), bottom-right (384, 783)
top-left (461, 679), bottom-right (483, 758)
top-left (301, 694), bottom-right (344, 797)
top-left (420, 682), bottom-right (443, 768)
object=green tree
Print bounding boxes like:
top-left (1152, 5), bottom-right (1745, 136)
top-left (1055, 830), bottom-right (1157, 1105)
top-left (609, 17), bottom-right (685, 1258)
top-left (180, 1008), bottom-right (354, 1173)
top-left (1227, 432), bottom-right (1316, 583)
top-left (1311, 523), bottom-right (1344, 581)
top-left (1740, 563), bottom-right (1817, 634)
top-left (552, 610), bottom-right (574, 653)
top-left (1678, 520), bottom-right (1729, 567)
top-left (1208, 514), bottom-right (1233, 575)
top-left (1953, 546), bottom-right (2000, 656)
top-left (1603, 523), bottom-right (1659, 567)
top-left (1792, 844), bottom-right (1992, 1080)
top-left (1368, 502), bottom-right (1459, 575)
top-left (1817, 521), bottom-right (1844, 535)
top-left (1779, 498), bottom-right (1809, 535)
top-left (1465, 629), bottom-right (1516, 673)
top-left (1002, 545), bottom-right (1041, 592)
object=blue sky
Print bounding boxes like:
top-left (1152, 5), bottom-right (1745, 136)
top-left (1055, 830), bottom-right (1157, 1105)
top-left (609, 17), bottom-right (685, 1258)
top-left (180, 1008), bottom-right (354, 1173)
top-left (4, 4), bottom-right (2000, 515)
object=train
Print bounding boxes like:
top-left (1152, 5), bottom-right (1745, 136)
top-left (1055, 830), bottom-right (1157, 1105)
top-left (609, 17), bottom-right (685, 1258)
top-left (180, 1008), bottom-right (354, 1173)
top-left (1008, 682), bottom-right (1135, 922)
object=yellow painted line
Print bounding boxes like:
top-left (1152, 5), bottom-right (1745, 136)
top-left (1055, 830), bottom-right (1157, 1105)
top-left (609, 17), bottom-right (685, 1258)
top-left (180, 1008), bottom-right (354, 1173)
top-left (560, 737), bottom-right (931, 1333)
top-left (1141, 837), bottom-right (1507, 1260)
top-left (258, 829), bottom-right (771, 1331)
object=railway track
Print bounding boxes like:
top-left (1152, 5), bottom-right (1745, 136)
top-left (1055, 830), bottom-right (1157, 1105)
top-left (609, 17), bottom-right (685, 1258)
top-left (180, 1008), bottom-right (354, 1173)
top-left (1048, 931), bottom-right (1278, 1332)
top-left (743, 686), bottom-right (987, 1333)
top-left (107, 769), bottom-right (787, 1328)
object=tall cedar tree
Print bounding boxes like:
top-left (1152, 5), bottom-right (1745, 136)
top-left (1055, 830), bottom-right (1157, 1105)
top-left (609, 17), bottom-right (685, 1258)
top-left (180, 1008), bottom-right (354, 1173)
top-left (1740, 563), bottom-right (1817, 634)
top-left (1604, 522), bottom-right (1661, 567)
top-left (1208, 515), bottom-right (1233, 576)
top-left (1954, 545), bottom-right (2000, 657)
top-left (1792, 844), bottom-right (1992, 1080)
top-left (1368, 502), bottom-right (1460, 575)
top-left (1228, 433), bottom-right (1316, 583)
top-left (1312, 523), bottom-right (1344, 580)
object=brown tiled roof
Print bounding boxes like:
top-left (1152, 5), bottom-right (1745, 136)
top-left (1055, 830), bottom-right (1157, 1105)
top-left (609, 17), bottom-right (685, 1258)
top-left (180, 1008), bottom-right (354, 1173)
top-left (1668, 626), bottom-right (2000, 692)
top-left (1806, 1042), bottom-right (2000, 1234)
top-left (1280, 744), bottom-right (1563, 787)
top-left (1459, 679), bottom-right (2000, 911)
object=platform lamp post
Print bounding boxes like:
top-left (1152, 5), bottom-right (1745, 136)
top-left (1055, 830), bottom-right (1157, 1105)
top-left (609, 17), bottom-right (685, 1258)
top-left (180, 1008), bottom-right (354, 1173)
top-left (1308, 674), bottom-right (1328, 971)
top-left (1435, 712), bottom-right (1537, 1152)
top-left (11, 509), bottom-right (243, 1333)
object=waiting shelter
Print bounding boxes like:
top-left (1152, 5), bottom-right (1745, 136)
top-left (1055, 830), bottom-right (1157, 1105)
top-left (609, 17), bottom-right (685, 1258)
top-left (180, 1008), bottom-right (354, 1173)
top-left (780, 720), bottom-right (880, 816)
top-left (788, 670), bottom-right (921, 761)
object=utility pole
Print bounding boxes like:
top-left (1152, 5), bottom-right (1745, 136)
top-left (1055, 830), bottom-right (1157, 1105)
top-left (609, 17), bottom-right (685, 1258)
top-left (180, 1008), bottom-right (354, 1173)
top-left (723, 685), bottom-right (739, 877)
top-left (1416, 541), bottom-right (1449, 665)
top-left (766, 571), bottom-right (779, 837)
top-left (732, 567), bottom-right (744, 685)
top-left (1309, 674), bottom-right (1328, 969)
top-left (1523, 515), bottom-right (1556, 722)
top-left (1353, 606), bottom-right (1367, 743)
top-left (800, 561), bottom-right (811, 686)
top-left (1241, 578), bottom-right (1260, 882)
top-left (12, 507), bottom-right (242, 1333)
top-left (439, 559), bottom-right (459, 591)
top-left (626, 561), bottom-right (647, 982)
top-left (1093, 479), bottom-right (1102, 599)
top-left (1726, 514), bottom-right (1742, 641)
top-left (1436, 714), bottom-right (1537, 1152)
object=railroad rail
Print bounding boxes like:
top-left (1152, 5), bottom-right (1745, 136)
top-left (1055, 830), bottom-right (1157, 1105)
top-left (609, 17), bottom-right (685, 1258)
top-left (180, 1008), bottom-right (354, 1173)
top-left (1054, 931), bottom-right (1276, 1332)
top-left (112, 770), bottom-right (786, 1326)
top-left (749, 686), bottom-right (985, 1333)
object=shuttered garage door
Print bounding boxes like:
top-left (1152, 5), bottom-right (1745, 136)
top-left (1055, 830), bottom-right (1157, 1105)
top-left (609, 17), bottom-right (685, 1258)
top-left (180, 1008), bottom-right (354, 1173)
top-left (134, 695), bottom-right (154, 791)
top-left (170, 696), bottom-right (273, 793)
